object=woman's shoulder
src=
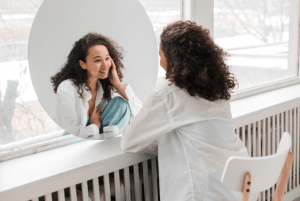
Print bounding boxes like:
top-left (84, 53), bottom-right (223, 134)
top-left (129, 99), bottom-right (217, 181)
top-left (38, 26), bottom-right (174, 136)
top-left (57, 79), bottom-right (76, 92)
top-left (155, 79), bottom-right (231, 112)
top-left (154, 79), bottom-right (181, 99)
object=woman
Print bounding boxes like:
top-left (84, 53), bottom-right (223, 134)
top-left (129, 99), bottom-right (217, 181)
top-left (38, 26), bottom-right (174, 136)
top-left (51, 33), bottom-right (142, 138)
top-left (121, 21), bottom-right (258, 201)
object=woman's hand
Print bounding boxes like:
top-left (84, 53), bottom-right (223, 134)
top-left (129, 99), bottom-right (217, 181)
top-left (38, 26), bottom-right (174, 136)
top-left (108, 58), bottom-right (129, 101)
top-left (90, 107), bottom-right (101, 129)
top-left (109, 58), bottom-right (122, 88)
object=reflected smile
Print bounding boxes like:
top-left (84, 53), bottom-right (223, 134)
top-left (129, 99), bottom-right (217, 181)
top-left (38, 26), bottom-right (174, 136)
top-left (99, 71), bottom-right (106, 73)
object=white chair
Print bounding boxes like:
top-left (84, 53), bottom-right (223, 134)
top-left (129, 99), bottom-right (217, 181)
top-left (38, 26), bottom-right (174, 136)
top-left (221, 132), bottom-right (294, 201)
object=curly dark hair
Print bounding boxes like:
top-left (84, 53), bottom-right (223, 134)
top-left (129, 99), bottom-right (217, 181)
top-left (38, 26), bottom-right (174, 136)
top-left (51, 32), bottom-right (124, 100)
top-left (160, 20), bottom-right (237, 101)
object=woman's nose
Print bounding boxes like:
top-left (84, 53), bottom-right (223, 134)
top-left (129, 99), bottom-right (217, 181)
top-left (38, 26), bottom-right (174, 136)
top-left (101, 61), bottom-right (109, 69)
top-left (105, 60), bottom-right (111, 69)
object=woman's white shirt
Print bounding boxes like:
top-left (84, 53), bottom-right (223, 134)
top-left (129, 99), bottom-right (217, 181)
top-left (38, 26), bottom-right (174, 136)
top-left (54, 79), bottom-right (142, 138)
top-left (121, 79), bottom-right (256, 201)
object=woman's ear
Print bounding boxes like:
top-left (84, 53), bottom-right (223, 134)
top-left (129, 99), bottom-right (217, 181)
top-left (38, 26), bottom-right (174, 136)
top-left (79, 60), bottom-right (86, 70)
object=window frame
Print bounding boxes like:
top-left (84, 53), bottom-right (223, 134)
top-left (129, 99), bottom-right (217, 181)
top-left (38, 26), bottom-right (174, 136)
top-left (2, 0), bottom-right (299, 161)
top-left (182, 0), bottom-right (300, 100)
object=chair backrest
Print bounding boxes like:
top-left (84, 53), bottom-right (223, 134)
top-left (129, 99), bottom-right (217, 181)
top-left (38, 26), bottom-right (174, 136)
top-left (221, 132), bottom-right (292, 192)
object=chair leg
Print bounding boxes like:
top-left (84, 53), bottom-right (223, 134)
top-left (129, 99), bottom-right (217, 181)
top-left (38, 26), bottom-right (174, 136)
top-left (242, 172), bottom-right (252, 201)
top-left (272, 152), bottom-right (294, 201)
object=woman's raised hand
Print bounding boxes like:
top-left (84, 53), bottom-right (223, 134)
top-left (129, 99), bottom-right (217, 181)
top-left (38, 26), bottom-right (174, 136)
top-left (108, 58), bottom-right (122, 88)
top-left (90, 107), bottom-right (101, 129)
top-left (108, 58), bottom-right (128, 101)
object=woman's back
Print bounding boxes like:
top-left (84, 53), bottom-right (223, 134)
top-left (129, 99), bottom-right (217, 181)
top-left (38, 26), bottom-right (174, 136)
top-left (154, 79), bottom-right (247, 201)
top-left (122, 79), bottom-right (248, 200)
top-left (121, 20), bottom-right (256, 201)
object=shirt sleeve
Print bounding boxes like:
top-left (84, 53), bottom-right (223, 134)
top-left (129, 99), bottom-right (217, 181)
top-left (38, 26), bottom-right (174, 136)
top-left (120, 90), bottom-right (174, 153)
top-left (55, 82), bottom-right (99, 139)
top-left (124, 83), bottom-right (143, 118)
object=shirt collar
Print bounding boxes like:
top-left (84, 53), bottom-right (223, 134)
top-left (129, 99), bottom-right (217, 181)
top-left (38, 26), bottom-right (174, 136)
top-left (82, 79), bottom-right (103, 103)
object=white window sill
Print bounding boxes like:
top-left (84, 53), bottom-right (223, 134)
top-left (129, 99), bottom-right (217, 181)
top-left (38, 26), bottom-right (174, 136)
top-left (1, 82), bottom-right (300, 200)
top-left (230, 82), bottom-right (300, 119)
top-left (0, 135), bottom-right (156, 201)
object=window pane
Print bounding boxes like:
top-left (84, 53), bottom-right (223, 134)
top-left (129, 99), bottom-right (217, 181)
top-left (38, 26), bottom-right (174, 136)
top-left (0, 0), bottom-right (59, 145)
top-left (138, 0), bottom-right (181, 79)
top-left (214, 0), bottom-right (296, 90)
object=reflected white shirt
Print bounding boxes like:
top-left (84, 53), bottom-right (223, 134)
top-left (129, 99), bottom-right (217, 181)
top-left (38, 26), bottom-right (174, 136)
top-left (121, 79), bottom-right (251, 201)
top-left (55, 79), bottom-right (142, 138)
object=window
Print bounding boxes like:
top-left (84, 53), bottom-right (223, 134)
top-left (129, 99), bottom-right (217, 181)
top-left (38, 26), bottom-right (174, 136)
top-left (214, 0), bottom-right (299, 91)
top-left (0, 0), bottom-right (59, 146)
top-left (2, 0), bottom-right (297, 150)
top-left (2, 0), bottom-right (298, 160)
top-left (139, 0), bottom-right (181, 82)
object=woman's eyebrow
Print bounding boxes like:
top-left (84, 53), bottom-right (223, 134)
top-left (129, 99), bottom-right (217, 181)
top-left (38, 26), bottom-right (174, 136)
top-left (93, 54), bottom-right (109, 59)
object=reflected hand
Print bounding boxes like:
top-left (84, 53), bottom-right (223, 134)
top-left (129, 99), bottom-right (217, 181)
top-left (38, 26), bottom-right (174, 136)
top-left (109, 58), bottom-right (122, 88)
top-left (90, 107), bottom-right (101, 129)
top-left (108, 58), bottom-right (128, 101)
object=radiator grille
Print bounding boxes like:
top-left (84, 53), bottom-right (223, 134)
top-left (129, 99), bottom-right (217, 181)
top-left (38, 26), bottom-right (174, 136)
top-left (235, 107), bottom-right (300, 201)
top-left (28, 104), bottom-right (300, 201)
top-left (31, 157), bottom-right (159, 201)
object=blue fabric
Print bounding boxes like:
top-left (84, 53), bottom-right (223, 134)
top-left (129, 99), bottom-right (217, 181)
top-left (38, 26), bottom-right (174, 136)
top-left (63, 97), bottom-right (131, 136)
top-left (100, 97), bottom-right (132, 133)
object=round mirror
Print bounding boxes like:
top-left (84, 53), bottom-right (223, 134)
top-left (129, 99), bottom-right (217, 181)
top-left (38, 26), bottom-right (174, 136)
top-left (29, 0), bottom-right (158, 140)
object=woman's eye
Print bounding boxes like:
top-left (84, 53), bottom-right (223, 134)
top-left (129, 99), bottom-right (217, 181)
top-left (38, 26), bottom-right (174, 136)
top-left (95, 60), bottom-right (101, 62)
top-left (105, 57), bottom-right (109, 60)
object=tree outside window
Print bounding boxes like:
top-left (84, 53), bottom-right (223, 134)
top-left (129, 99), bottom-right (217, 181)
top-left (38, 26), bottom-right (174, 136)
top-left (214, 0), bottom-right (294, 90)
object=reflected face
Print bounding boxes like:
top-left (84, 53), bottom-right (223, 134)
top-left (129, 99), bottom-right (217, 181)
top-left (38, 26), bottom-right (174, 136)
top-left (79, 45), bottom-right (111, 79)
top-left (159, 43), bottom-right (167, 71)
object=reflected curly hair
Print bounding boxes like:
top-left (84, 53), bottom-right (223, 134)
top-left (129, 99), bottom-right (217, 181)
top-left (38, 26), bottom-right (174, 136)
top-left (51, 33), bottom-right (124, 100)
top-left (160, 21), bottom-right (237, 101)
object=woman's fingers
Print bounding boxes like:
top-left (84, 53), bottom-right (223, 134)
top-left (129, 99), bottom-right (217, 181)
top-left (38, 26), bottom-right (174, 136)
top-left (93, 107), bottom-right (99, 114)
top-left (94, 107), bottom-right (101, 115)
top-left (93, 108), bottom-right (101, 117)
top-left (110, 58), bottom-right (116, 69)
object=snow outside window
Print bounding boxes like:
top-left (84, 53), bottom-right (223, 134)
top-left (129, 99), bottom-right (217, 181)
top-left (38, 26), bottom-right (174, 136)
top-left (214, 0), bottom-right (297, 90)
top-left (0, 0), bottom-right (59, 146)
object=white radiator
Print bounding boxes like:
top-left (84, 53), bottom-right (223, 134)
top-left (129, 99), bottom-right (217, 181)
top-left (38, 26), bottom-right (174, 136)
top-left (233, 98), bottom-right (300, 201)
top-left (21, 98), bottom-right (300, 201)
top-left (29, 157), bottom-right (159, 201)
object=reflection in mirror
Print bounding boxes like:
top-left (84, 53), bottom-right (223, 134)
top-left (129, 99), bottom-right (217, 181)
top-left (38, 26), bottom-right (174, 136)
top-left (51, 33), bottom-right (142, 139)
top-left (28, 0), bottom-right (158, 141)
